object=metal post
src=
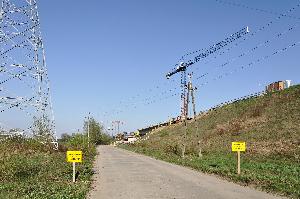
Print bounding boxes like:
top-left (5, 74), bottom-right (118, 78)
top-left (87, 112), bottom-right (90, 147)
top-left (186, 84), bottom-right (190, 119)
top-left (117, 121), bottom-right (120, 134)
top-left (237, 151), bottom-right (241, 175)
top-left (191, 87), bottom-right (196, 119)
top-left (182, 83), bottom-right (189, 158)
top-left (73, 162), bottom-right (76, 182)
top-left (182, 122), bottom-right (187, 158)
top-left (182, 73), bottom-right (197, 158)
top-left (198, 139), bottom-right (202, 157)
top-left (188, 73), bottom-right (197, 119)
top-left (196, 116), bottom-right (202, 158)
top-left (189, 73), bottom-right (201, 157)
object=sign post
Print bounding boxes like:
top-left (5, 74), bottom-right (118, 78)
top-left (237, 151), bottom-right (241, 175)
top-left (67, 151), bottom-right (83, 182)
top-left (73, 162), bottom-right (76, 183)
top-left (231, 142), bottom-right (246, 175)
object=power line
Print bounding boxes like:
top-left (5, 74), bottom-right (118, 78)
top-left (167, 27), bottom-right (250, 77)
top-left (166, 27), bottom-right (249, 120)
top-left (108, 3), bottom-right (300, 114)
top-left (196, 40), bottom-right (300, 88)
top-left (103, 3), bottom-right (300, 121)
top-left (109, 39), bottom-right (300, 118)
top-left (179, 1), bottom-right (300, 66)
top-left (215, 0), bottom-right (300, 20)
top-left (193, 22), bottom-right (300, 81)
top-left (123, 22), bottom-right (299, 107)
top-left (118, 78), bottom-right (176, 106)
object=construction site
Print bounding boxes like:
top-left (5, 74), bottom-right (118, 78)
top-left (0, 1), bottom-right (299, 199)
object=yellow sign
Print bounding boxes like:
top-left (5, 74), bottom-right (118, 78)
top-left (67, 151), bottom-right (82, 163)
top-left (232, 142), bottom-right (246, 152)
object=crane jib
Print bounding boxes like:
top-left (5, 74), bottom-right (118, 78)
top-left (166, 27), bottom-right (249, 78)
top-left (193, 27), bottom-right (249, 63)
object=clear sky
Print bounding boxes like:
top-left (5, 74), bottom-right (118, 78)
top-left (32, 0), bottom-right (300, 136)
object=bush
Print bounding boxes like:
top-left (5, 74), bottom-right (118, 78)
top-left (0, 133), bottom-right (97, 199)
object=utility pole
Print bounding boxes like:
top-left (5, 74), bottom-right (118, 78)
top-left (182, 73), bottom-right (197, 158)
top-left (112, 120), bottom-right (123, 135)
top-left (187, 73), bottom-right (197, 119)
top-left (107, 126), bottom-right (113, 137)
top-left (117, 122), bottom-right (120, 134)
top-left (187, 74), bottom-right (202, 157)
top-left (87, 112), bottom-right (90, 147)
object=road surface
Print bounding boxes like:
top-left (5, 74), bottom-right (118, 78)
top-left (88, 146), bottom-right (283, 199)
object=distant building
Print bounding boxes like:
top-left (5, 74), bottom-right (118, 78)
top-left (123, 135), bottom-right (137, 144)
top-left (127, 136), bottom-right (137, 143)
top-left (266, 80), bottom-right (291, 93)
top-left (0, 130), bottom-right (24, 138)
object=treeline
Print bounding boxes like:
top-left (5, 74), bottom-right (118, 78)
top-left (60, 116), bottom-right (112, 146)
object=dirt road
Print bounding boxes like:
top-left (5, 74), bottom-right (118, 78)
top-left (88, 146), bottom-right (282, 199)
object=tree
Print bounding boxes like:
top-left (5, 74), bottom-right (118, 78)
top-left (60, 133), bottom-right (72, 142)
top-left (31, 115), bottom-right (53, 142)
top-left (83, 117), bottom-right (112, 145)
top-left (9, 128), bottom-right (22, 133)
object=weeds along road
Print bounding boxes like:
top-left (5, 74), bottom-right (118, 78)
top-left (88, 146), bottom-right (283, 199)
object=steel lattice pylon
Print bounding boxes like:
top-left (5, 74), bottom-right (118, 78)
top-left (0, 0), bottom-right (55, 140)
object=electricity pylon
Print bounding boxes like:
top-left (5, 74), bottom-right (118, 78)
top-left (0, 0), bottom-right (56, 141)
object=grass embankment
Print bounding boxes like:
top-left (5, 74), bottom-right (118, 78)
top-left (121, 85), bottom-right (300, 198)
top-left (0, 136), bottom-right (96, 199)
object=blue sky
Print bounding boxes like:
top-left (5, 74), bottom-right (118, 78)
top-left (33, 0), bottom-right (300, 136)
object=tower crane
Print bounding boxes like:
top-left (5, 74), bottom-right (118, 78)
top-left (166, 27), bottom-right (250, 121)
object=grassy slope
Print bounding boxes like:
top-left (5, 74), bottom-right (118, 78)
top-left (122, 85), bottom-right (300, 198)
top-left (0, 137), bottom-right (96, 199)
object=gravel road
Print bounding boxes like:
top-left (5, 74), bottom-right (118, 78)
top-left (88, 146), bottom-right (283, 199)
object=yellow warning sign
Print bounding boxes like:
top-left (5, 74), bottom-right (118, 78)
top-left (232, 142), bottom-right (246, 152)
top-left (67, 151), bottom-right (82, 163)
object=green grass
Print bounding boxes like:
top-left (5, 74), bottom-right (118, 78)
top-left (121, 85), bottom-right (300, 198)
top-left (0, 136), bottom-right (96, 199)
